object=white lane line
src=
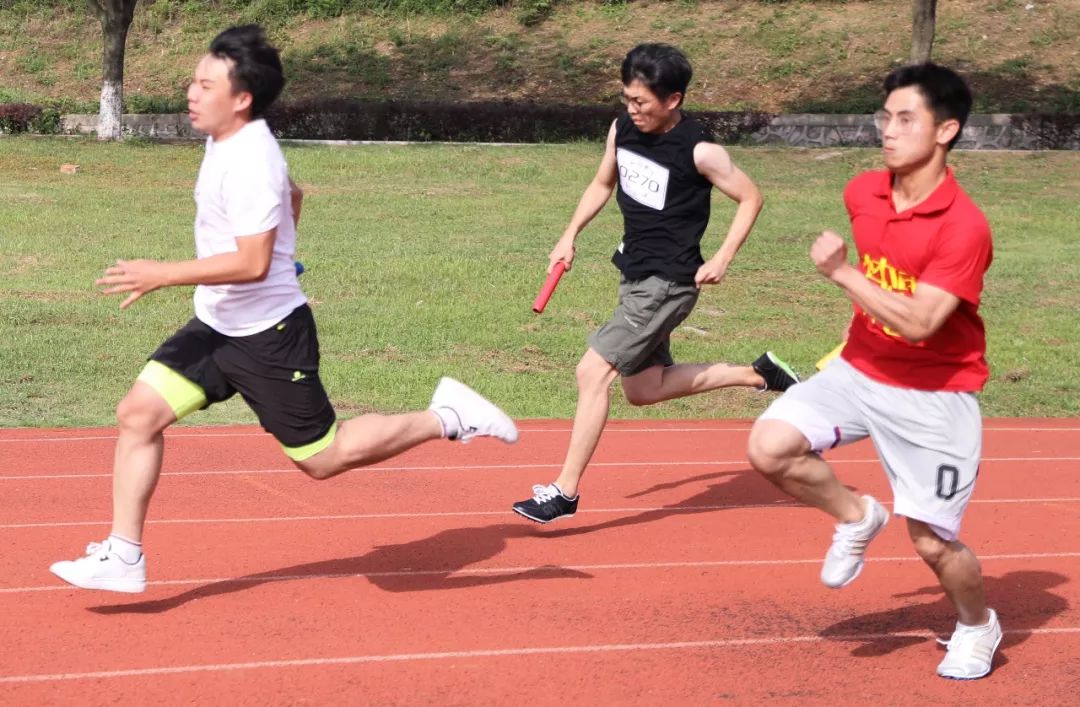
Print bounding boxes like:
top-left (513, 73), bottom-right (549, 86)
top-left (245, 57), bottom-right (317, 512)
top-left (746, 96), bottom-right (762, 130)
top-left (4, 551), bottom-right (1080, 595)
top-left (0, 428), bottom-right (746, 443)
top-left (4, 496), bottom-right (1080, 531)
top-left (0, 502), bottom-right (799, 529)
top-left (0, 459), bottom-right (751, 480)
top-left (5, 455), bottom-right (1080, 481)
top-left (1, 625), bottom-right (1078, 683)
top-left (4, 497), bottom-right (1080, 531)
top-left (1, 425), bottom-right (1077, 443)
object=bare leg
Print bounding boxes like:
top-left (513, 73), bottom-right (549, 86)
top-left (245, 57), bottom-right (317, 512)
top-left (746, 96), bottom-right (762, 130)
top-left (552, 348), bottom-right (621, 498)
top-left (747, 418), bottom-right (864, 522)
top-left (621, 362), bottom-right (763, 406)
top-left (111, 382), bottom-right (177, 542)
top-left (295, 411), bottom-right (443, 480)
top-left (908, 519), bottom-right (990, 626)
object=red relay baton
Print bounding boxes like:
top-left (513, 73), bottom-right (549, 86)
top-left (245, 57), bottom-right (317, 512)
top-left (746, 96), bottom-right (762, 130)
top-left (532, 261), bottom-right (567, 314)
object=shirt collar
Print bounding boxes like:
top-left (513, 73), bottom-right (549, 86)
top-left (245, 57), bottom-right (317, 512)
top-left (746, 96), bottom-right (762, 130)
top-left (873, 167), bottom-right (959, 216)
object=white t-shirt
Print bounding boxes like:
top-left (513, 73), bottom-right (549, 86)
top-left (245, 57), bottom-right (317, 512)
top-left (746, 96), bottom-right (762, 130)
top-left (192, 119), bottom-right (307, 336)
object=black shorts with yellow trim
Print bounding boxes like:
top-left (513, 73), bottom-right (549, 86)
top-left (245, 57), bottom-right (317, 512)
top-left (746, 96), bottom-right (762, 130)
top-left (137, 304), bottom-right (337, 461)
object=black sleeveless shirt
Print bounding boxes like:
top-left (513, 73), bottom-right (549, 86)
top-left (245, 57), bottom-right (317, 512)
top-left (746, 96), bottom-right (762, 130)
top-left (612, 112), bottom-right (714, 283)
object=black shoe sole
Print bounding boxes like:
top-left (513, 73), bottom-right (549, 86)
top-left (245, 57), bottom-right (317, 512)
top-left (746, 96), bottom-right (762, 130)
top-left (511, 506), bottom-right (576, 524)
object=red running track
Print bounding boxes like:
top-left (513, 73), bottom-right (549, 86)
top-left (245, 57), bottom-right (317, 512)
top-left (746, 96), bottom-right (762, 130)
top-left (1, 419), bottom-right (1079, 704)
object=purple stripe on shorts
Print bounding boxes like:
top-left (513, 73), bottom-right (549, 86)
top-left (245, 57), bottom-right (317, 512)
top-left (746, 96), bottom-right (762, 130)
top-left (830, 426), bottom-right (842, 449)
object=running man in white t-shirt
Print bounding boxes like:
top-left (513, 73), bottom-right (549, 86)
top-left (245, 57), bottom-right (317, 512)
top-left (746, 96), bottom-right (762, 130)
top-left (49, 25), bottom-right (517, 594)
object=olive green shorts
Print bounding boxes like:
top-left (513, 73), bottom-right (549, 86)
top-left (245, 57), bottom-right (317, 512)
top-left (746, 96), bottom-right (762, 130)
top-left (587, 275), bottom-right (699, 376)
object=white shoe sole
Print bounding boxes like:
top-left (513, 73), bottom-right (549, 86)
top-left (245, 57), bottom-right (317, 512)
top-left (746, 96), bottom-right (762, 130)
top-left (937, 628), bottom-right (1003, 679)
top-left (937, 621), bottom-right (1002, 682)
top-left (50, 563), bottom-right (146, 593)
top-left (511, 506), bottom-right (575, 524)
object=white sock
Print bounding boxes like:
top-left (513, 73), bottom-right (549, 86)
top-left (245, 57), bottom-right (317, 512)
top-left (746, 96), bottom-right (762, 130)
top-left (108, 533), bottom-right (143, 563)
top-left (959, 611), bottom-right (995, 630)
top-left (847, 498), bottom-right (872, 527)
top-left (430, 407), bottom-right (461, 440)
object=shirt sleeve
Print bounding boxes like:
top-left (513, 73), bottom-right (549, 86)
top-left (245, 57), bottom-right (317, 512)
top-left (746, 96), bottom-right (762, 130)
top-left (843, 173), bottom-right (873, 221)
top-left (918, 215), bottom-right (992, 305)
top-left (221, 155), bottom-right (284, 238)
top-left (843, 180), bottom-right (856, 220)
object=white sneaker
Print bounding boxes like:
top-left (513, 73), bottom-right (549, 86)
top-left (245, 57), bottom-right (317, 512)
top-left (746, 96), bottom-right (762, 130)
top-left (937, 608), bottom-right (1003, 679)
top-left (429, 377), bottom-right (518, 444)
top-left (820, 495), bottom-right (889, 588)
top-left (50, 539), bottom-right (147, 593)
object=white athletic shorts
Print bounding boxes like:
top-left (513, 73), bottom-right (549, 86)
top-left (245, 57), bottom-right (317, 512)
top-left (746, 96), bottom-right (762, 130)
top-left (758, 357), bottom-right (982, 540)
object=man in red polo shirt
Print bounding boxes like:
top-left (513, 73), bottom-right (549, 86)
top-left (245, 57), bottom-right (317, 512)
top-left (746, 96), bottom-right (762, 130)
top-left (747, 64), bottom-right (1000, 679)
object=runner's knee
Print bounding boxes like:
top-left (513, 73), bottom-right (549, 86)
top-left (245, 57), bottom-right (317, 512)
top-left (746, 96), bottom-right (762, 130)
top-left (294, 457), bottom-right (336, 480)
top-left (291, 418), bottom-right (378, 478)
top-left (747, 420), bottom-right (803, 479)
top-left (116, 390), bottom-right (172, 438)
top-left (622, 378), bottom-right (654, 406)
top-left (576, 352), bottom-right (617, 392)
top-left (908, 520), bottom-right (963, 568)
top-left (911, 532), bottom-right (950, 567)
top-left (291, 447), bottom-right (342, 480)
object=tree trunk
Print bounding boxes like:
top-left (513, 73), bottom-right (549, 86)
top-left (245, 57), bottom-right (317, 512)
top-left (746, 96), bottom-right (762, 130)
top-left (89, 1), bottom-right (139, 141)
top-left (910, 0), bottom-right (938, 65)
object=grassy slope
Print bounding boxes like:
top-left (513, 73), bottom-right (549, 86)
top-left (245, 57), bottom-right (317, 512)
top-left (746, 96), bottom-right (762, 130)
top-left (0, 0), bottom-right (1078, 113)
top-left (0, 137), bottom-right (1077, 427)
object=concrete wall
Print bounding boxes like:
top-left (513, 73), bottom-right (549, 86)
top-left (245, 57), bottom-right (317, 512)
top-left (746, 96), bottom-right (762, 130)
top-left (61, 113), bottom-right (198, 140)
top-left (749, 113), bottom-right (1080, 150)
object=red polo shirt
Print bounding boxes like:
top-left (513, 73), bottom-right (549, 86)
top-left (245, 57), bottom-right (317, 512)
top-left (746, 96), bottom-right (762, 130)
top-left (839, 168), bottom-right (993, 391)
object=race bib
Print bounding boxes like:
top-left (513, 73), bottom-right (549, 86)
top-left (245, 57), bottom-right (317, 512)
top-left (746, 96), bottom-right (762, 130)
top-left (617, 148), bottom-right (669, 210)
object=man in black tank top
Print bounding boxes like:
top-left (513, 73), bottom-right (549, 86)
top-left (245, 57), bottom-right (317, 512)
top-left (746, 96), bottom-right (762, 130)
top-left (513, 44), bottom-right (800, 524)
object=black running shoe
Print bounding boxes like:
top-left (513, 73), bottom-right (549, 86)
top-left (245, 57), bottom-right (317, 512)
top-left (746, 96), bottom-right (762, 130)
top-left (752, 351), bottom-right (801, 392)
top-left (512, 483), bottom-right (579, 524)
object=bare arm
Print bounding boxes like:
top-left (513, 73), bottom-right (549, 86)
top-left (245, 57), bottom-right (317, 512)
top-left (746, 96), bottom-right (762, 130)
top-left (97, 230), bottom-right (276, 309)
top-left (692, 142), bottom-right (764, 287)
top-left (289, 177), bottom-right (303, 228)
top-left (812, 230), bottom-right (960, 343)
top-left (547, 121), bottom-right (619, 272)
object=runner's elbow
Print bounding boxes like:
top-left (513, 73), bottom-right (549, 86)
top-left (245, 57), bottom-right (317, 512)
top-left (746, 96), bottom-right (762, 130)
top-left (898, 318), bottom-right (943, 344)
top-left (237, 259), bottom-right (271, 283)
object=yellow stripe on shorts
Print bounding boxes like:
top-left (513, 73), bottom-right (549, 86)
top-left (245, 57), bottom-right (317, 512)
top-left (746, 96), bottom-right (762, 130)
top-left (137, 360), bottom-right (207, 420)
top-left (282, 423), bottom-right (337, 462)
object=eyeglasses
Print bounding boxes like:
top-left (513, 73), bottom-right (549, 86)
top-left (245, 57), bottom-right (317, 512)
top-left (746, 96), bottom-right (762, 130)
top-left (873, 110), bottom-right (918, 135)
top-left (619, 95), bottom-right (655, 109)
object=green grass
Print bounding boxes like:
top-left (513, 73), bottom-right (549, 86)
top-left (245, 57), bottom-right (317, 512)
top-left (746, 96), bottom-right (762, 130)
top-left (0, 138), bottom-right (1077, 428)
top-left (1, 0), bottom-right (1077, 114)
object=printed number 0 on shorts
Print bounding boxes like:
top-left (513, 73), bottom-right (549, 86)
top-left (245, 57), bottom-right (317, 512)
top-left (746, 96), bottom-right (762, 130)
top-left (936, 464), bottom-right (960, 500)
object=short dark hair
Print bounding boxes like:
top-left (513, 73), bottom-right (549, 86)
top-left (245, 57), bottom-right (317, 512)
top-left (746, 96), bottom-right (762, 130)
top-left (209, 25), bottom-right (285, 119)
top-left (621, 43), bottom-right (693, 106)
top-left (884, 63), bottom-right (972, 150)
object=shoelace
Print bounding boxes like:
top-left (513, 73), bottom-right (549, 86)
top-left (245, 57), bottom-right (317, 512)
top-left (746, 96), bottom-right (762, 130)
top-left (936, 623), bottom-right (992, 652)
top-left (84, 540), bottom-right (107, 556)
top-left (530, 483), bottom-right (559, 503)
top-left (829, 522), bottom-right (870, 558)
